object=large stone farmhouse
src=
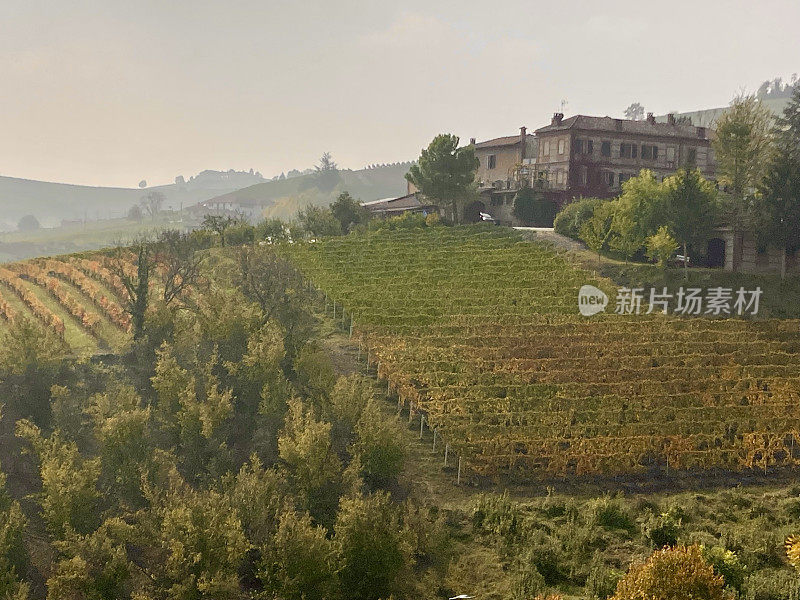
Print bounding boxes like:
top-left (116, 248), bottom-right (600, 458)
top-left (534, 112), bottom-right (716, 203)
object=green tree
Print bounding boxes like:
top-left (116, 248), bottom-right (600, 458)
top-left (259, 509), bottom-right (340, 600)
top-left (256, 217), bottom-right (290, 242)
top-left (278, 399), bottom-right (341, 526)
top-left (47, 518), bottom-right (137, 600)
top-left (580, 202), bottom-right (615, 265)
top-left (713, 94), bottom-right (774, 265)
top-left (352, 400), bottom-right (406, 490)
top-left (335, 492), bottom-right (412, 600)
top-left (141, 472), bottom-right (248, 600)
top-left (15, 420), bottom-right (101, 538)
top-left (0, 317), bottom-right (67, 426)
top-left (646, 226), bottom-right (679, 268)
top-left (608, 209), bottom-right (643, 263)
top-left (614, 169), bottom-right (668, 244)
top-left (760, 85), bottom-right (800, 278)
top-left (554, 197), bottom-right (606, 240)
top-left (405, 134), bottom-right (479, 224)
top-left (700, 545), bottom-right (745, 593)
top-left (0, 465), bottom-right (29, 600)
top-left (86, 384), bottom-right (153, 509)
top-left (513, 186), bottom-right (557, 227)
top-left (293, 344), bottom-right (337, 406)
top-left (226, 456), bottom-right (291, 545)
top-left (329, 374), bottom-right (374, 432)
top-left (108, 238), bottom-right (155, 340)
top-left (17, 214), bottom-right (40, 232)
top-left (235, 245), bottom-right (314, 365)
top-left (297, 205), bottom-right (342, 238)
top-left (662, 169), bottom-right (718, 277)
top-left (330, 191), bottom-right (368, 233)
top-left (201, 214), bottom-right (243, 247)
top-left (611, 545), bottom-right (730, 600)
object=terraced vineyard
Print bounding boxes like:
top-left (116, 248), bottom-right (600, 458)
top-left (0, 254), bottom-right (132, 353)
top-left (288, 226), bottom-right (800, 481)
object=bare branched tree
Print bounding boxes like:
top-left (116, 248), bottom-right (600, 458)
top-left (155, 230), bottom-right (205, 305)
top-left (140, 191), bottom-right (165, 219)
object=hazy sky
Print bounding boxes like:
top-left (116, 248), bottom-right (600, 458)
top-left (1, 0), bottom-right (798, 188)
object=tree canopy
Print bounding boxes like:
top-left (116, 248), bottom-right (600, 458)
top-left (405, 134), bottom-right (478, 224)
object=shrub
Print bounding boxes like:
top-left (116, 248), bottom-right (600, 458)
top-left (585, 563), bottom-right (624, 600)
top-left (511, 554), bottom-right (547, 600)
top-left (553, 197), bottom-right (606, 239)
top-left (472, 492), bottom-right (523, 541)
top-left (611, 545), bottom-right (730, 600)
top-left (744, 569), bottom-right (800, 600)
top-left (644, 506), bottom-right (683, 548)
top-left (701, 545), bottom-right (746, 592)
top-left (586, 495), bottom-right (636, 533)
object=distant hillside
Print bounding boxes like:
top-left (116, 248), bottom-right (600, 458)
top-left (656, 96), bottom-right (791, 128)
top-left (202, 162), bottom-right (413, 220)
top-left (0, 169), bottom-right (265, 231)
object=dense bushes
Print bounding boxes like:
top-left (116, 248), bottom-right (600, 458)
top-left (553, 196), bottom-right (606, 239)
top-left (552, 169), bottom-right (717, 266)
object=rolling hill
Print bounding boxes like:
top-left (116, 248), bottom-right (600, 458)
top-left (0, 169), bottom-right (265, 231)
top-left (201, 162), bottom-right (414, 220)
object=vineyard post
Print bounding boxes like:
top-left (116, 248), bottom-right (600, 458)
top-left (419, 414), bottom-right (425, 439)
top-left (444, 443), bottom-right (449, 467)
top-left (457, 456), bottom-right (462, 485)
top-left (433, 428), bottom-right (437, 452)
top-left (357, 343), bottom-right (361, 362)
top-left (333, 301), bottom-right (336, 320)
top-left (408, 401), bottom-right (414, 423)
top-left (349, 317), bottom-right (353, 338)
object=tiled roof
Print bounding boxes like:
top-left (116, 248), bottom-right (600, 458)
top-left (362, 193), bottom-right (425, 211)
top-left (535, 115), bottom-right (710, 139)
top-left (474, 134), bottom-right (531, 149)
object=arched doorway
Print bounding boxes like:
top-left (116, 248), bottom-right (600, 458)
top-left (707, 238), bottom-right (726, 268)
top-left (464, 200), bottom-right (486, 224)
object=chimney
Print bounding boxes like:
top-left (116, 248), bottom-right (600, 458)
top-left (552, 112), bottom-right (564, 125)
top-left (469, 137), bottom-right (476, 145)
top-left (667, 113), bottom-right (676, 126)
top-left (520, 126), bottom-right (527, 140)
top-left (646, 112), bottom-right (655, 124)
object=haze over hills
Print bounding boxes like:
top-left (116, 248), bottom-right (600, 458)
top-left (0, 169), bottom-right (266, 231)
top-left (201, 162), bottom-right (414, 220)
